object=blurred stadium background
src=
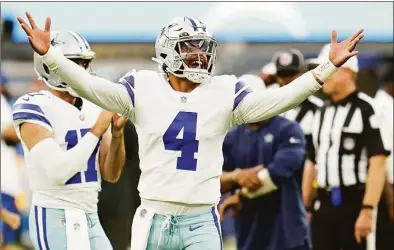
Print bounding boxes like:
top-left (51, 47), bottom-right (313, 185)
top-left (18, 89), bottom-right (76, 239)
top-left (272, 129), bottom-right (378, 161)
top-left (1, 2), bottom-right (393, 250)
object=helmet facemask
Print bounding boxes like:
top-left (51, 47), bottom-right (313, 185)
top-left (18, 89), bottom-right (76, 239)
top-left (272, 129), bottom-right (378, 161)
top-left (168, 36), bottom-right (217, 84)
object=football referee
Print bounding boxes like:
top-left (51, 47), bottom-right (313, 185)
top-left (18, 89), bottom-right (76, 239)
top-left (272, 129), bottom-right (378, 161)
top-left (303, 44), bottom-right (390, 250)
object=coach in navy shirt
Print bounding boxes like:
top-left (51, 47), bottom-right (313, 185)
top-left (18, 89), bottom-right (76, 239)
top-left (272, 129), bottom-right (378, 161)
top-left (220, 84), bottom-right (311, 250)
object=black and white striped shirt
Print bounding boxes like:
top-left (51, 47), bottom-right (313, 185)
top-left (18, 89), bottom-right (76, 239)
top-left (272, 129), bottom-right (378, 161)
top-left (282, 95), bottom-right (324, 160)
top-left (309, 91), bottom-right (390, 188)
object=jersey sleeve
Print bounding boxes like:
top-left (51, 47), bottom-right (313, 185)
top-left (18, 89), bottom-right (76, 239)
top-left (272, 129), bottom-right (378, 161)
top-left (116, 70), bottom-right (137, 122)
top-left (232, 71), bottom-right (322, 125)
top-left (40, 47), bottom-right (134, 119)
top-left (12, 93), bottom-right (53, 133)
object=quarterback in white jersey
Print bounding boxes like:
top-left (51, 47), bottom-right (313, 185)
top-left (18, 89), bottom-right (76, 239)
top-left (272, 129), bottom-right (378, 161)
top-left (18, 12), bottom-right (364, 250)
top-left (12, 30), bottom-right (126, 250)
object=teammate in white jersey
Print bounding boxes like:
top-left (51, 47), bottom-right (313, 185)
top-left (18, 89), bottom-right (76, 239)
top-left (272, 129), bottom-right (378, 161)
top-left (18, 12), bottom-right (364, 250)
top-left (12, 30), bottom-right (126, 250)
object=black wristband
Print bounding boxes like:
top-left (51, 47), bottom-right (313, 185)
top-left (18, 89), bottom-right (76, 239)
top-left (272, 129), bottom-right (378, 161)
top-left (361, 204), bottom-right (375, 210)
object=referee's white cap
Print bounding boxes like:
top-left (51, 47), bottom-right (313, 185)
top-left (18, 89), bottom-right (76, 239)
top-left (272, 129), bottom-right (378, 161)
top-left (239, 74), bottom-right (267, 92)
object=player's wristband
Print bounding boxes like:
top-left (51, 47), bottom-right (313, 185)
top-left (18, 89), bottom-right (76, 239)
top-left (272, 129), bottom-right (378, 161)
top-left (40, 46), bottom-right (61, 72)
top-left (361, 204), bottom-right (375, 210)
top-left (311, 60), bottom-right (338, 85)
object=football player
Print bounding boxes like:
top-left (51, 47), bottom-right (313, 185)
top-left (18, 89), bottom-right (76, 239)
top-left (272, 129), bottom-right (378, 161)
top-left (17, 12), bottom-right (363, 250)
top-left (12, 30), bottom-right (126, 250)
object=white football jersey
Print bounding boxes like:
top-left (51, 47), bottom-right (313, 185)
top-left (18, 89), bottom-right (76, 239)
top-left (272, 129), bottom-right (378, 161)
top-left (13, 90), bottom-right (103, 212)
top-left (119, 71), bottom-right (240, 205)
top-left (117, 70), bottom-right (320, 205)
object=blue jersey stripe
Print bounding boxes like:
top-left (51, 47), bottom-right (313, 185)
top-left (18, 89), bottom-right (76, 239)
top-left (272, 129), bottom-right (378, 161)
top-left (13, 112), bottom-right (52, 128)
top-left (119, 78), bottom-right (135, 106)
top-left (123, 74), bottom-right (135, 88)
top-left (233, 81), bottom-right (251, 111)
top-left (13, 103), bottom-right (45, 115)
top-left (235, 81), bottom-right (246, 93)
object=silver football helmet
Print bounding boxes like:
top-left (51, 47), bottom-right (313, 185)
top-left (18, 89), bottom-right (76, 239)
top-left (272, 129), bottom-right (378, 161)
top-left (153, 16), bottom-right (217, 84)
top-left (34, 30), bottom-right (95, 97)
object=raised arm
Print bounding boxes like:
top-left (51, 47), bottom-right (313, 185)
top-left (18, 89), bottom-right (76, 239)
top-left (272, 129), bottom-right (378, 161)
top-left (41, 47), bottom-right (134, 117)
top-left (17, 12), bottom-right (134, 117)
top-left (232, 29), bottom-right (364, 125)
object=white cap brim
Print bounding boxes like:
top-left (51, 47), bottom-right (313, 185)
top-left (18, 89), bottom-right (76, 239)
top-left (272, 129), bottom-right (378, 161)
top-left (239, 74), bottom-right (266, 92)
top-left (261, 62), bottom-right (277, 75)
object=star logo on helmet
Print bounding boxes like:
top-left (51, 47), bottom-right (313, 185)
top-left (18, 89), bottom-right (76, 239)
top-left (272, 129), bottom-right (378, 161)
top-left (51, 34), bottom-right (66, 47)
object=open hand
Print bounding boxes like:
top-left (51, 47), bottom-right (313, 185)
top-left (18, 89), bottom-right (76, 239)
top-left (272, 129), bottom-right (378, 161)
top-left (329, 29), bottom-right (364, 67)
top-left (17, 12), bottom-right (51, 55)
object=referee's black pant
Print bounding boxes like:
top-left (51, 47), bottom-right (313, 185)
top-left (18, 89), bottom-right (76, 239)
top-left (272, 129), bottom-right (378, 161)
top-left (311, 185), bottom-right (371, 250)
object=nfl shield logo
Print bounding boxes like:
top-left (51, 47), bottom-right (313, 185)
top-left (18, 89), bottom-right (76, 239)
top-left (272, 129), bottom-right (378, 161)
top-left (181, 96), bottom-right (187, 103)
top-left (140, 209), bottom-right (147, 218)
top-left (73, 223), bottom-right (80, 231)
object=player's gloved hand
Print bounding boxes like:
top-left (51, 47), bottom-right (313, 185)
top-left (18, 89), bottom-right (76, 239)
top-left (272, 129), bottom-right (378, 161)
top-left (17, 12), bottom-right (51, 56)
top-left (111, 113), bottom-right (127, 138)
top-left (234, 165), bottom-right (264, 191)
top-left (219, 193), bottom-right (242, 222)
top-left (91, 110), bottom-right (114, 138)
top-left (328, 29), bottom-right (364, 67)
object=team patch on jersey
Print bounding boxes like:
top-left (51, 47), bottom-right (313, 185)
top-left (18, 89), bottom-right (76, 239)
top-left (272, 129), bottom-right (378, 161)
top-left (140, 208), bottom-right (147, 218)
top-left (264, 133), bottom-right (274, 143)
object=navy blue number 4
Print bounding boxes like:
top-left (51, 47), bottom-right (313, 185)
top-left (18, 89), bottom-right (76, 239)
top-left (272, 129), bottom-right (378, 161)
top-left (163, 112), bottom-right (199, 171)
top-left (64, 129), bottom-right (101, 184)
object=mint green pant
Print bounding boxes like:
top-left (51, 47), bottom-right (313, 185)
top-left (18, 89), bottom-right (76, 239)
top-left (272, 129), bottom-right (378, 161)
top-left (147, 206), bottom-right (223, 250)
top-left (29, 205), bottom-right (112, 250)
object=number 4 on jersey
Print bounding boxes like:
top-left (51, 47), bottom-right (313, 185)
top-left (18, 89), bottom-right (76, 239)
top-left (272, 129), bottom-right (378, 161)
top-left (163, 112), bottom-right (199, 171)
